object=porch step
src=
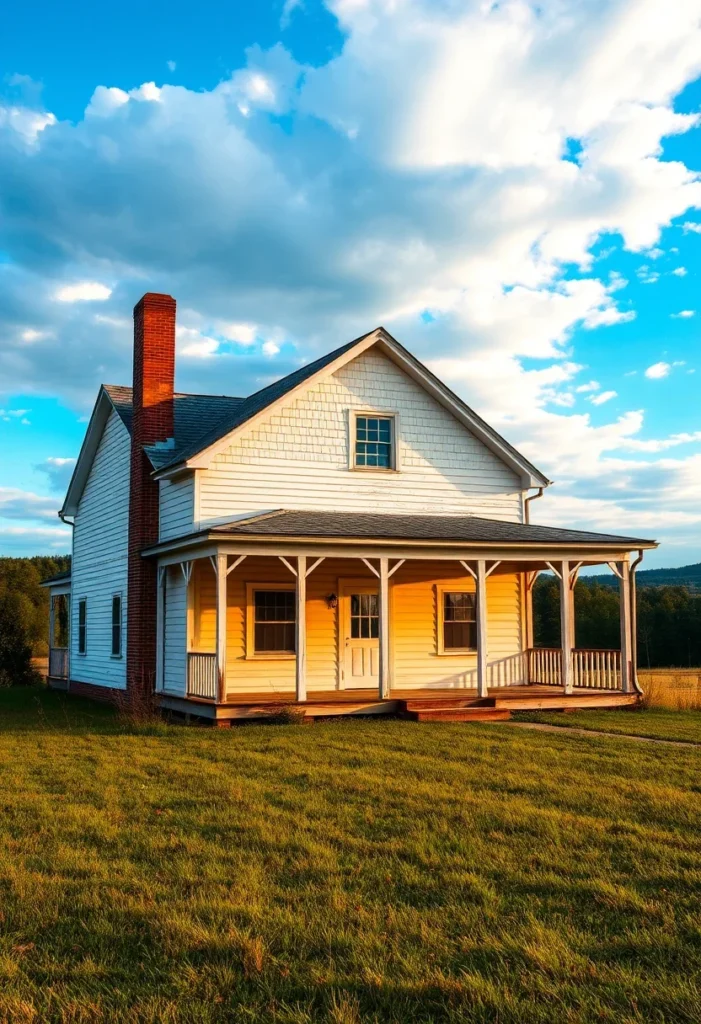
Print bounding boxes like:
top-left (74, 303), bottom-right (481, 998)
top-left (405, 706), bottom-right (511, 723)
top-left (492, 692), bottom-right (638, 711)
top-left (401, 697), bottom-right (488, 711)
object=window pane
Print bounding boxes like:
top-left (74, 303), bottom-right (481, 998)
top-left (254, 592), bottom-right (295, 653)
top-left (355, 416), bottom-right (393, 470)
top-left (444, 592), bottom-right (476, 622)
top-left (111, 596), bottom-right (121, 656)
top-left (443, 621), bottom-right (476, 650)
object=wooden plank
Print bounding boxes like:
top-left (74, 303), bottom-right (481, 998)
top-left (476, 559), bottom-right (488, 698)
top-left (296, 555), bottom-right (307, 702)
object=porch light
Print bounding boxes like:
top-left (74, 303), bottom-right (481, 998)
top-left (326, 593), bottom-right (338, 609)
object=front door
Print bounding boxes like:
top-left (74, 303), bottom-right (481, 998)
top-left (340, 580), bottom-right (379, 688)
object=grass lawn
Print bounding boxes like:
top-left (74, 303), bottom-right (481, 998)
top-left (515, 708), bottom-right (701, 745)
top-left (1, 688), bottom-right (700, 1023)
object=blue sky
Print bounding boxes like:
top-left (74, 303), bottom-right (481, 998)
top-left (1, 0), bottom-right (700, 567)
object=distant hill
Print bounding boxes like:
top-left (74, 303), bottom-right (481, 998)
top-left (580, 562), bottom-right (701, 591)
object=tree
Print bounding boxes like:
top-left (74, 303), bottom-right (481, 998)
top-left (0, 591), bottom-right (38, 686)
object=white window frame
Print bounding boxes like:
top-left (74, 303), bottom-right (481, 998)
top-left (77, 597), bottom-right (88, 656)
top-left (111, 592), bottom-right (123, 659)
top-left (436, 584), bottom-right (478, 657)
top-left (348, 410), bottom-right (400, 472)
top-left (245, 582), bottom-right (296, 660)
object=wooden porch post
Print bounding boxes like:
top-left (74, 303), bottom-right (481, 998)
top-left (379, 556), bottom-right (391, 699)
top-left (560, 559), bottom-right (573, 694)
top-left (619, 559), bottom-right (632, 693)
top-left (215, 552), bottom-right (227, 704)
top-left (476, 559), bottom-right (488, 698)
top-left (296, 555), bottom-right (307, 702)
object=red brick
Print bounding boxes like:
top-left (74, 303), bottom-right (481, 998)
top-left (127, 293), bottom-right (176, 695)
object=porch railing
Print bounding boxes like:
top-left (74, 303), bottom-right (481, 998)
top-left (527, 647), bottom-right (622, 690)
top-left (48, 647), bottom-right (69, 679)
top-left (187, 652), bottom-right (217, 700)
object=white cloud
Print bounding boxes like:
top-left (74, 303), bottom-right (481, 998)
top-left (0, 408), bottom-right (30, 420)
top-left (20, 328), bottom-right (47, 342)
top-left (176, 326), bottom-right (219, 358)
top-left (589, 390), bottom-right (617, 405)
top-left (671, 267), bottom-right (687, 276)
top-left (54, 282), bottom-right (112, 303)
top-left (167, 60), bottom-right (177, 72)
top-left (0, 488), bottom-right (59, 521)
top-left (262, 339), bottom-right (281, 357)
top-left (682, 221), bottom-right (701, 233)
top-left (671, 309), bottom-right (695, 318)
top-left (645, 361), bottom-right (671, 379)
top-left (281, 0), bottom-right (303, 29)
top-left (35, 457), bottom-right (76, 491)
top-left (575, 381), bottom-right (600, 393)
top-left (1, 0), bottom-right (701, 559)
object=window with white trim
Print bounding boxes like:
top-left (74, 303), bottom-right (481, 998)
top-left (437, 589), bottom-right (476, 654)
top-left (352, 413), bottom-right (396, 470)
top-left (246, 584), bottom-right (296, 657)
top-left (78, 598), bottom-right (87, 655)
top-left (111, 594), bottom-right (122, 657)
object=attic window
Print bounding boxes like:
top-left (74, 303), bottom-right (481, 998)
top-left (352, 413), bottom-right (397, 470)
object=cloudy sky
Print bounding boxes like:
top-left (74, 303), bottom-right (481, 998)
top-left (1, 0), bottom-right (700, 568)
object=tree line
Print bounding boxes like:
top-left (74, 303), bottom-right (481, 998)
top-left (533, 577), bottom-right (701, 668)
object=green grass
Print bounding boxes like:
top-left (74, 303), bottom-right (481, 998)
top-left (515, 708), bottom-right (701, 745)
top-left (1, 687), bottom-right (700, 1023)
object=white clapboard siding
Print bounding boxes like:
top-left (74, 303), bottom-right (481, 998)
top-left (188, 556), bottom-right (524, 694)
top-left (198, 349), bottom-right (524, 526)
top-left (159, 474), bottom-right (195, 540)
top-left (71, 409), bottom-right (130, 688)
top-left (163, 565), bottom-right (188, 695)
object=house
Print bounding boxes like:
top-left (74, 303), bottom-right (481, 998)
top-left (43, 293), bottom-right (657, 723)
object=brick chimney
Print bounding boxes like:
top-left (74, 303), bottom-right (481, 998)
top-left (126, 292), bottom-right (176, 695)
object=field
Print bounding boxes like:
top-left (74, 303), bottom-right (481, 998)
top-left (1, 688), bottom-right (700, 1023)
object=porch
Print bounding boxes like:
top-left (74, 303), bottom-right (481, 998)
top-left (145, 509), bottom-right (652, 722)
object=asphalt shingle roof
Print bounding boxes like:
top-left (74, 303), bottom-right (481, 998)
top-left (207, 510), bottom-right (656, 547)
top-left (102, 332), bottom-right (371, 472)
top-left (103, 386), bottom-right (246, 470)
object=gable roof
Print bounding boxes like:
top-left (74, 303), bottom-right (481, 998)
top-left (61, 326), bottom-right (551, 517)
top-left (152, 328), bottom-right (550, 487)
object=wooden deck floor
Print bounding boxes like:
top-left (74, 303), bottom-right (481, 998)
top-left (159, 684), bottom-right (638, 723)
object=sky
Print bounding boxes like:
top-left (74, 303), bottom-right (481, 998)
top-left (1, 0), bottom-right (700, 569)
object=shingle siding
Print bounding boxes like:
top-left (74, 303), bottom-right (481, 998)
top-left (198, 349), bottom-right (524, 525)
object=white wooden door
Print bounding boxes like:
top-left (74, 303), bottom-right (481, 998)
top-left (340, 580), bottom-right (379, 688)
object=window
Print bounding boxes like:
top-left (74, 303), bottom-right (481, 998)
top-left (78, 598), bottom-right (87, 655)
top-left (350, 593), bottom-right (379, 638)
top-left (438, 590), bottom-right (476, 654)
top-left (353, 413), bottom-right (396, 470)
top-left (252, 589), bottom-right (296, 655)
top-left (111, 594), bottom-right (122, 657)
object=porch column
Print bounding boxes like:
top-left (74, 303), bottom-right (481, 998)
top-left (560, 559), bottom-right (574, 694)
top-left (619, 560), bottom-right (632, 693)
top-left (379, 556), bottom-right (391, 699)
top-left (296, 555), bottom-right (307, 702)
top-left (215, 552), bottom-right (227, 704)
top-left (476, 559), bottom-right (488, 698)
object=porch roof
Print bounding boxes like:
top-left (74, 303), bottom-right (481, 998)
top-left (143, 509), bottom-right (657, 557)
